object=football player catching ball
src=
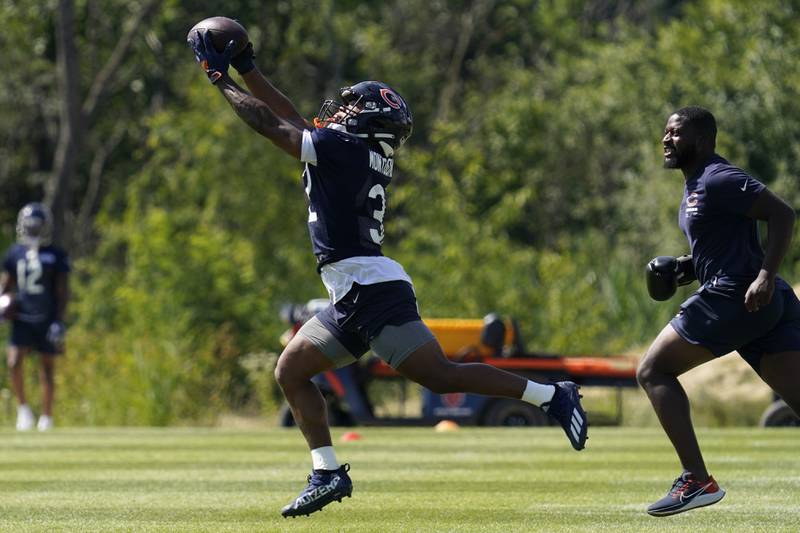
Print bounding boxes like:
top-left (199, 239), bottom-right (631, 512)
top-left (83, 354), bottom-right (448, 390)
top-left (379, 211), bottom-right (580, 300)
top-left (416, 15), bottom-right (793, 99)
top-left (188, 23), bottom-right (588, 518)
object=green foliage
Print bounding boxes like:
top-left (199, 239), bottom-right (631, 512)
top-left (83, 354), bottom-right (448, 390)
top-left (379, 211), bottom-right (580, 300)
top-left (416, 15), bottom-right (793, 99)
top-left (2, 0), bottom-right (799, 424)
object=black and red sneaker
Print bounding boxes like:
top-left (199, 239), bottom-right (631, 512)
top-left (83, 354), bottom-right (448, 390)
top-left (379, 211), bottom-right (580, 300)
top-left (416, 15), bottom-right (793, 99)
top-left (647, 471), bottom-right (725, 516)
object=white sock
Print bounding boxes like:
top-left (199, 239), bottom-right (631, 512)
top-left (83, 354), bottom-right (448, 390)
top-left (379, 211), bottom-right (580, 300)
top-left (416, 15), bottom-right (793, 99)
top-left (521, 381), bottom-right (555, 407)
top-left (311, 446), bottom-right (340, 471)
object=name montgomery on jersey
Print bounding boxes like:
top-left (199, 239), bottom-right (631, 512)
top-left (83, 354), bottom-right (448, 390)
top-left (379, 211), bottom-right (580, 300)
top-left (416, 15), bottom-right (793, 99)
top-left (369, 150), bottom-right (393, 177)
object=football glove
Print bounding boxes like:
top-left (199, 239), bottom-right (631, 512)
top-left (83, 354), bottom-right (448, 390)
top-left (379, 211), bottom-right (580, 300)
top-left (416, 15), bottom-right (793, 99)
top-left (47, 320), bottom-right (66, 346)
top-left (674, 255), bottom-right (696, 286)
top-left (230, 42), bottom-right (255, 75)
top-left (646, 254), bottom-right (696, 301)
top-left (187, 29), bottom-right (235, 84)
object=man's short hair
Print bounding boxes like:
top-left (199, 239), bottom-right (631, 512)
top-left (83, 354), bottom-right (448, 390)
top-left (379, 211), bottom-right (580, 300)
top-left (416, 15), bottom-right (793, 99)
top-left (674, 105), bottom-right (717, 143)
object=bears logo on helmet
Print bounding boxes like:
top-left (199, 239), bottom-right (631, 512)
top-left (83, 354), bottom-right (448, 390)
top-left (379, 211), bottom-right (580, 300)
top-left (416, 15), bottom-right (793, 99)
top-left (379, 88), bottom-right (402, 110)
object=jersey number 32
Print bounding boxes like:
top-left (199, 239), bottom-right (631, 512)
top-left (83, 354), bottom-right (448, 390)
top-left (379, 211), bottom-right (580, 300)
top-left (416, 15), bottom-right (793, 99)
top-left (304, 172), bottom-right (386, 245)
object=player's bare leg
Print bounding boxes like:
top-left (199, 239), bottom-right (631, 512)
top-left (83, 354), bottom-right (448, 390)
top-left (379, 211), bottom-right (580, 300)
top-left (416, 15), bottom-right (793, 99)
top-left (396, 339), bottom-right (527, 396)
top-left (396, 339), bottom-right (588, 450)
top-left (637, 324), bottom-right (716, 479)
top-left (759, 350), bottom-right (800, 417)
top-left (8, 346), bottom-right (34, 430)
top-left (637, 324), bottom-right (725, 516)
top-left (274, 336), bottom-right (336, 449)
top-left (39, 355), bottom-right (56, 417)
top-left (8, 346), bottom-right (28, 407)
top-left (274, 335), bottom-right (351, 517)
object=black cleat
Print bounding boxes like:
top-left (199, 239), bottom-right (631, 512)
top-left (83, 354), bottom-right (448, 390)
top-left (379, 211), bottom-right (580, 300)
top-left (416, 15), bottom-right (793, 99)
top-left (281, 464), bottom-right (352, 518)
top-left (541, 381), bottom-right (588, 450)
top-left (647, 472), bottom-right (725, 516)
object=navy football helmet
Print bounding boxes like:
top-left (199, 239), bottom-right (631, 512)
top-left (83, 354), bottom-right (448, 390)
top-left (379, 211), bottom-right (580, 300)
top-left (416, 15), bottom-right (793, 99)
top-left (16, 202), bottom-right (52, 247)
top-left (315, 81), bottom-right (413, 155)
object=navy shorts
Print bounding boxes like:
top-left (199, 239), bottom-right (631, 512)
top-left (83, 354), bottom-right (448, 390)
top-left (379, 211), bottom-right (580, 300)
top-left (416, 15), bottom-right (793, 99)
top-left (315, 280), bottom-right (422, 359)
top-left (670, 286), bottom-right (800, 372)
top-left (10, 320), bottom-right (62, 355)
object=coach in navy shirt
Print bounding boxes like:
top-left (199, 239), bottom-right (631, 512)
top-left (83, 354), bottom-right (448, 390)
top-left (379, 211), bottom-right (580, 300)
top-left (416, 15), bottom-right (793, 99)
top-left (189, 27), bottom-right (589, 517)
top-left (638, 107), bottom-right (800, 517)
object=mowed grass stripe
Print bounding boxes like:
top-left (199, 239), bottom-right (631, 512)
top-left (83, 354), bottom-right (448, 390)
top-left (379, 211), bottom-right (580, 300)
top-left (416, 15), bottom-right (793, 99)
top-left (0, 427), bottom-right (797, 532)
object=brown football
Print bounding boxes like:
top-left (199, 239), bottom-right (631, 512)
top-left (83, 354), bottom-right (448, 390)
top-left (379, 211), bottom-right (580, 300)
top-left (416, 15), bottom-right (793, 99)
top-left (187, 17), bottom-right (249, 56)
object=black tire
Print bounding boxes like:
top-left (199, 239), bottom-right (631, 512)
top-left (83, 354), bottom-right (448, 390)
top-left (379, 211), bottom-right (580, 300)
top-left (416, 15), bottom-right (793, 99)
top-left (759, 399), bottom-right (800, 427)
top-left (481, 399), bottom-right (552, 427)
top-left (328, 404), bottom-right (356, 427)
top-left (277, 401), bottom-right (356, 427)
top-left (278, 402), bottom-right (295, 427)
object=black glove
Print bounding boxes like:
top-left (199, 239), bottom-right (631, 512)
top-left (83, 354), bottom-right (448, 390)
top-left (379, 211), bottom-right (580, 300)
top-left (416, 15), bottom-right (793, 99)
top-left (646, 256), bottom-right (678, 301)
top-left (187, 29), bottom-right (235, 84)
top-left (230, 42), bottom-right (255, 75)
top-left (675, 255), bottom-right (696, 286)
top-left (646, 255), bottom-right (696, 301)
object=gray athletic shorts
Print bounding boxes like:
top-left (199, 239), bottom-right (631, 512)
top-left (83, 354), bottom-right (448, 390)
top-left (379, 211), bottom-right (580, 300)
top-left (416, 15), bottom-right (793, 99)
top-left (295, 280), bottom-right (436, 369)
top-left (298, 316), bottom-right (435, 369)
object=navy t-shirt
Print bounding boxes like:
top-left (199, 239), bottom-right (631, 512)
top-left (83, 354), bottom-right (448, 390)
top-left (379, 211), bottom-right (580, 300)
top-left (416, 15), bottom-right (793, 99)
top-left (303, 127), bottom-right (394, 267)
top-left (679, 155), bottom-right (788, 292)
top-left (3, 244), bottom-right (70, 323)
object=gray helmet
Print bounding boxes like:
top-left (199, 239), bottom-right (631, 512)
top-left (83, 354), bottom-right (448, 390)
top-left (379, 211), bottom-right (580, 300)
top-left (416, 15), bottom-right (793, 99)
top-left (16, 202), bottom-right (52, 247)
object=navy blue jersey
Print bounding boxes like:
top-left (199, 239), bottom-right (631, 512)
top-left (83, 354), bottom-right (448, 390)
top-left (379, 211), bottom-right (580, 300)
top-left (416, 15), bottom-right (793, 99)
top-left (302, 127), bottom-right (394, 267)
top-left (3, 244), bottom-right (70, 323)
top-left (678, 155), bottom-right (788, 292)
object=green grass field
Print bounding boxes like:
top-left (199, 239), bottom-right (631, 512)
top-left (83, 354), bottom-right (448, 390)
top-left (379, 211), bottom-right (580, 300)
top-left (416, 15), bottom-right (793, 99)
top-left (0, 427), bottom-right (798, 532)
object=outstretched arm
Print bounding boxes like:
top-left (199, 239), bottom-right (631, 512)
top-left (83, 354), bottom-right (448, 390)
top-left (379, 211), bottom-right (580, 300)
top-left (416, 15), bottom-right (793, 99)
top-left (188, 30), bottom-right (304, 159)
top-left (230, 43), bottom-right (312, 130)
top-left (241, 69), bottom-right (311, 130)
top-left (744, 188), bottom-right (797, 311)
top-left (215, 73), bottom-right (303, 159)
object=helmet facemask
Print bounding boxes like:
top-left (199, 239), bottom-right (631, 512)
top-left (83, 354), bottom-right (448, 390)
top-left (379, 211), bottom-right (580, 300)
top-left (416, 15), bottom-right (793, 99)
top-left (16, 203), bottom-right (52, 248)
top-left (313, 92), bottom-right (364, 131)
